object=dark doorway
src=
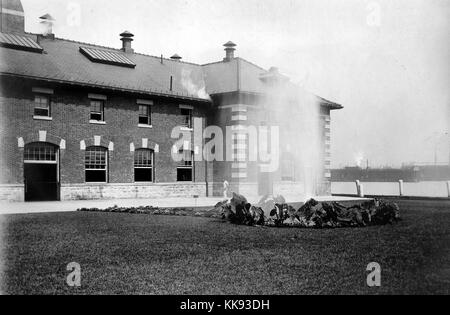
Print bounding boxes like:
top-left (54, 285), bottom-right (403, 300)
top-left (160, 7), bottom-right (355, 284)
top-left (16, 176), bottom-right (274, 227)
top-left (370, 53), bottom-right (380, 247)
top-left (24, 143), bottom-right (59, 202)
top-left (258, 171), bottom-right (273, 196)
top-left (24, 164), bottom-right (59, 201)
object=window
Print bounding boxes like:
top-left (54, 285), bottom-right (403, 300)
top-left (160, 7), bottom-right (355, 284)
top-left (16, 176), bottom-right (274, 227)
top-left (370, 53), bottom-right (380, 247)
top-left (180, 108), bottom-right (192, 129)
top-left (134, 149), bottom-right (154, 182)
top-left (177, 150), bottom-right (193, 181)
top-left (90, 100), bottom-right (104, 121)
top-left (85, 146), bottom-right (108, 182)
top-left (34, 95), bottom-right (51, 117)
top-left (139, 105), bottom-right (151, 125)
top-left (281, 154), bottom-right (295, 181)
top-left (24, 143), bottom-right (57, 162)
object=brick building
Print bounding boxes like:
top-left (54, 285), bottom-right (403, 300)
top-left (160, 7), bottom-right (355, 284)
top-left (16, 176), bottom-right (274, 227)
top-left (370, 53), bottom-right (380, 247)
top-left (0, 0), bottom-right (342, 202)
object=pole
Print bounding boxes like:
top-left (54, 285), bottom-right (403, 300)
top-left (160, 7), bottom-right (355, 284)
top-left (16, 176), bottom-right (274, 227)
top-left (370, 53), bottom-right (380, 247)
top-left (399, 180), bottom-right (404, 196)
top-left (447, 181), bottom-right (450, 198)
top-left (356, 180), bottom-right (364, 197)
top-left (359, 182), bottom-right (364, 198)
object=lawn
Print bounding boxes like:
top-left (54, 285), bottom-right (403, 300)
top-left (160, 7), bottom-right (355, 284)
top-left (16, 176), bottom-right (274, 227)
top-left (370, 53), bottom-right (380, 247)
top-left (0, 199), bottom-right (449, 295)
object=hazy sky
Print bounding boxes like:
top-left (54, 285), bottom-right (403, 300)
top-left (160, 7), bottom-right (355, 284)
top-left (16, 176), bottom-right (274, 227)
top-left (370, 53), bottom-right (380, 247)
top-left (21, 0), bottom-right (450, 168)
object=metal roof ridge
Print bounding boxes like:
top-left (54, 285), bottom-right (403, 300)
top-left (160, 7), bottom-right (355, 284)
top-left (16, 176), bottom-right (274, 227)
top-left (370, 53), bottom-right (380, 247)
top-left (201, 57), bottom-right (268, 73)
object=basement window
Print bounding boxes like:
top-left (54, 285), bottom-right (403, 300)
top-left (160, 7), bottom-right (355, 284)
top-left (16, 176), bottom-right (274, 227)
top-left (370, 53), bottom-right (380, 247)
top-left (134, 149), bottom-right (154, 182)
top-left (177, 150), bottom-right (193, 182)
top-left (138, 105), bottom-right (151, 126)
top-left (85, 146), bottom-right (108, 183)
top-left (34, 95), bottom-right (51, 117)
top-left (90, 100), bottom-right (104, 122)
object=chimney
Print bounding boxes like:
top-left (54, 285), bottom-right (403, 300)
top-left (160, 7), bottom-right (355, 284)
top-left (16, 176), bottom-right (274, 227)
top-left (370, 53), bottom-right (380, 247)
top-left (120, 31), bottom-right (134, 53)
top-left (223, 41), bottom-right (236, 62)
top-left (39, 14), bottom-right (55, 39)
top-left (268, 66), bottom-right (279, 74)
top-left (170, 54), bottom-right (182, 61)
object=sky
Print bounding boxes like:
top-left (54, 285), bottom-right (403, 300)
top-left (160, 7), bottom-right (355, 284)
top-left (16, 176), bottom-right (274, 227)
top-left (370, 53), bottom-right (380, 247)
top-left (21, 0), bottom-right (450, 168)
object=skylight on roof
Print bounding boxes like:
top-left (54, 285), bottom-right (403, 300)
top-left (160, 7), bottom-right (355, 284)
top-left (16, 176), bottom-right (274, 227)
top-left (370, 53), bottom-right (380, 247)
top-left (79, 46), bottom-right (136, 68)
top-left (0, 33), bottom-right (43, 53)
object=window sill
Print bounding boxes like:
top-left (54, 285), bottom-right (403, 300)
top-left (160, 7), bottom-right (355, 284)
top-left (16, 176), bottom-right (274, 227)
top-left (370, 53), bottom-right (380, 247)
top-left (33, 116), bottom-right (53, 121)
top-left (180, 127), bottom-right (193, 132)
top-left (89, 120), bottom-right (106, 125)
top-left (138, 124), bottom-right (153, 129)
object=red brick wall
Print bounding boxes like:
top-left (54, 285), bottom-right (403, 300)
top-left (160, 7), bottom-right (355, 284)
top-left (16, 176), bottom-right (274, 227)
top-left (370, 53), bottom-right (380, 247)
top-left (0, 77), bottom-right (209, 186)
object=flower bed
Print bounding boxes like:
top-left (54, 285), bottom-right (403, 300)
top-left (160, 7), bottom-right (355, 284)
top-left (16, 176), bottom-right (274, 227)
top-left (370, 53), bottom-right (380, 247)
top-left (217, 193), bottom-right (401, 228)
top-left (77, 205), bottom-right (221, 218)
top-left (77, 193), bottom-right (401, 229)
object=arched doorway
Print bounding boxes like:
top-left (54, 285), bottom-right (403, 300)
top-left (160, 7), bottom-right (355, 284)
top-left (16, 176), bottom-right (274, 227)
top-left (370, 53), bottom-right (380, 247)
top-left (24, 142), bottom-right (60, 201)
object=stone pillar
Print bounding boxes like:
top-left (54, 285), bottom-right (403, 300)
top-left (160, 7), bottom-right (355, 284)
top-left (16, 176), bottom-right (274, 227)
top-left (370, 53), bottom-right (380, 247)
top-left (399, 180), bottom-right (404, 196)
top-left (447, 181), bottom-right (450, 198)
top-left (356, 180), bottom-right (364, 197)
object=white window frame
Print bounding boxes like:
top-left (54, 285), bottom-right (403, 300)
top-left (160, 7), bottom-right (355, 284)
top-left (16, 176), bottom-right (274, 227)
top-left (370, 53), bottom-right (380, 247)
top-left (180, 105), bottom-right (193, 130)
top-left (24, 143), bottom-right (58, 164)
top-left (177, 149), bottom-right (194, 182)
top-left (89, 99), bottom-right (105, 123)
top-left (33, 94), bottom-right (51, 118)
top-left (134, 149), bottom-right (154, 183)
top-left (138, 104), bottom-right (151, 127)
top-left (89, 94), bottom-right (107, 124)
top-left (85, 146), bottom-right (108, 183)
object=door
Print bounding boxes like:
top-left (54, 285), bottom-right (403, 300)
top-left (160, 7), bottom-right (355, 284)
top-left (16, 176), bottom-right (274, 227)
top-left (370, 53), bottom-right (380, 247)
top-left (24, 143), bottom-right (59, 202)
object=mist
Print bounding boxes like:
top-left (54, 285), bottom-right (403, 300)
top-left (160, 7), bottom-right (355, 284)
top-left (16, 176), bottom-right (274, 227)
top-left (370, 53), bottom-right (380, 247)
top-left (252, 75), bottom-right (324, 199)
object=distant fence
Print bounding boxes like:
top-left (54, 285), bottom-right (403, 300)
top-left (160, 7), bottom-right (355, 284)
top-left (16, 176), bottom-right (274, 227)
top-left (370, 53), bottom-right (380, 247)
top-left (332, 181), bottom-right (450, 198)
top-left (331, 166), bottom-right (450, 182)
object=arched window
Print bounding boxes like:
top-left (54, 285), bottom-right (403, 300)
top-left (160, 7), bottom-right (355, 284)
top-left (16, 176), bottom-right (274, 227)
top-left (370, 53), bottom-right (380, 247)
top-left (134, 149), bottom-right (154, 182)
top-left (85, 146), bottom-right (108, 183)
top-left (24, 142), bottom-right (57, 162)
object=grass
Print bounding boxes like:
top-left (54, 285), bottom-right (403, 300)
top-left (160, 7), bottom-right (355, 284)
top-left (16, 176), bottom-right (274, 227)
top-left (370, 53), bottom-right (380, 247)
top-left (1, 199), bottom-right (449, 295)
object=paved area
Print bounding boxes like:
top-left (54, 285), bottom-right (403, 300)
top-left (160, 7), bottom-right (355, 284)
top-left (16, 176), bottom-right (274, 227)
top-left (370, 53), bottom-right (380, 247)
top-left (0, 196), bottom-right (371, 215)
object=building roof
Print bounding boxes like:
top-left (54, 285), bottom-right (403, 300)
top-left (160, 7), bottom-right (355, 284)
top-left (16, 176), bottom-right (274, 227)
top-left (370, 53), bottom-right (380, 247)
top-left (0, 34), bottom-right (210, 101)
top-left (203, 57), bottom-right (343, 109)
top-left (0, 32), bottom-right (343, 109)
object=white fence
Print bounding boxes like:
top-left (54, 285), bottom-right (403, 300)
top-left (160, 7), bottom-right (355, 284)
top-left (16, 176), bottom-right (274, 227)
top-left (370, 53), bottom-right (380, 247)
top-left (332, 181), bottom-right (450, 198)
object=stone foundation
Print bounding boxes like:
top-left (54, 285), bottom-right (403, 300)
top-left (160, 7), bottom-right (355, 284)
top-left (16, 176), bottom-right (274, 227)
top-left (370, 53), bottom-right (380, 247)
top-left (0, 183), bottom-right (213, 202)
top-left (0, 181), bottom-right (331, 202)
top-left (0, 185), bottom-right (25, 202)
top-left (60, 183), bottom-right (211, 201)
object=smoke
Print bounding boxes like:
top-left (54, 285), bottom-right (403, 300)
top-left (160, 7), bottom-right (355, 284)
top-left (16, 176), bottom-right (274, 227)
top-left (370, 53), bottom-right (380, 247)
top-left (181, 69), bottom-right (211, 100)
top-left (355, 151), bottom-right (365, 168)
